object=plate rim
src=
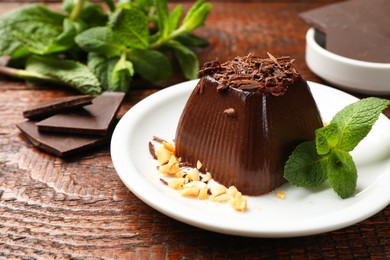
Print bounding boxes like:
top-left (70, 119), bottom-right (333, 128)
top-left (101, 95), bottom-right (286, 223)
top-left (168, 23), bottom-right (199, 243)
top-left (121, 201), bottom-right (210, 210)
top-left (111, 80), bottom-right (390, 237)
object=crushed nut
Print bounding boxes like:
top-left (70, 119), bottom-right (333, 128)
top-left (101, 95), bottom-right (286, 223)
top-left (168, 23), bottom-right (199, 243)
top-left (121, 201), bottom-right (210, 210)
top-left (224, 108), bottom-right (236, 117)
top-left (180, 187), bottom-right (200, 197)
top-left (276, 191), bottom-right (286, 199)
top-left (202, 172), bottom-right (212, 183)
top-left (196, 160), bottom-right (202, 170)
top-left (175, 171), bottom-right (185, 178)
top-left (230, 191), bottom-right (247, 212)
top-left (153, 140), bottom-right (248, 212)
top-left (209, 193), bottom-right (229, 202)
top-left (155, 142), bottom-right (175, 165)
top-left (168, 178), bottom-right (184, 190)
top-left (159, 155), bottom-right (180, 175)
top-left (227, 186), bottom-right (238, 197)
top-left (198, 186), bottom-right (208, 200)
top-left (183, 180), bottom-right (206, 189)
top-left (210, 184), bottom-right (227, 197)
top-left (186, 168), bottom-right (200, 182)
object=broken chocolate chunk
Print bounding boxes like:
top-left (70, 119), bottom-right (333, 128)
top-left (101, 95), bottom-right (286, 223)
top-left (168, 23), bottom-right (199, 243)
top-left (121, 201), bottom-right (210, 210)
top-left (36, 92), bottom-right (125, 136)
top-left (17, 121), bottom-right (110, 157)
top-left (23, 95), bottom-right (93, 119)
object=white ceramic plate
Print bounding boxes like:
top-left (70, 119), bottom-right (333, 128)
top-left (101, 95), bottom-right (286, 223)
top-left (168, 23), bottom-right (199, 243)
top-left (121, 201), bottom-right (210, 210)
top-left (111, 80), bottom-right (390, 238)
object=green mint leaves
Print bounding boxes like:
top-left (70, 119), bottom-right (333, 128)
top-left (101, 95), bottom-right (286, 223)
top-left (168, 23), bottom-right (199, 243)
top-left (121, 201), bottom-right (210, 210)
top-left (110, 8), bottom-right (150, 49)
top-left (26, 55), bottom-right (102, 96)
top-left (0, 0), bottom-right (211, 95)
top-left (284, 97), bottom-right (390, 199)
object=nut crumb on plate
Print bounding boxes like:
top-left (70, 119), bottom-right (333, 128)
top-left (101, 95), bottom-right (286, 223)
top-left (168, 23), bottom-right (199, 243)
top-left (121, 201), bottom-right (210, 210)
top-left (153, 140), bottom-right (248, 212)
top-left (276, 191), bottom-right (286, 199)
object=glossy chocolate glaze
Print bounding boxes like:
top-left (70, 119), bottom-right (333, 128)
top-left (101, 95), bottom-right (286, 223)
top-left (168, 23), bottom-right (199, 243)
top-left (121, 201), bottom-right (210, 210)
top-left (175, 56), bottom-right (323, 195)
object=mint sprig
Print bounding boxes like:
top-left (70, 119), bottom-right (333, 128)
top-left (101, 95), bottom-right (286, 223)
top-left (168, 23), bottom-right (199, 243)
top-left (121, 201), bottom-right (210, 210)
top-left (284, 97), bottom-right (390, 199)
top-left (0, 0), bottom-right (212, 96)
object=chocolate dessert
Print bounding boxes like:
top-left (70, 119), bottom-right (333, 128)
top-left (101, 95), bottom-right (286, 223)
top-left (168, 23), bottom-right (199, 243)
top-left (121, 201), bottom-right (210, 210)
top-left (175, 53), bottom-right (323, 195)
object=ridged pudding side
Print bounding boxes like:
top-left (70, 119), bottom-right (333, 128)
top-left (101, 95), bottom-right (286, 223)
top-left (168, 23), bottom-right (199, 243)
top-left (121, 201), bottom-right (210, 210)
top-left (175, 75), bottom-right (323, 195)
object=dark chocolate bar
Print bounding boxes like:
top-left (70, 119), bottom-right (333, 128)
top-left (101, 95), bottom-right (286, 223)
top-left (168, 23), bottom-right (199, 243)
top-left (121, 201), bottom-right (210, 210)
top-left (300, 0), bottom-right (390, 63)
top-left (23, 95), bottom-right (93, 119)
top-left (17, 121), bottom-right (110, 157)
top-left (36, 92), bottom-right (125, 136)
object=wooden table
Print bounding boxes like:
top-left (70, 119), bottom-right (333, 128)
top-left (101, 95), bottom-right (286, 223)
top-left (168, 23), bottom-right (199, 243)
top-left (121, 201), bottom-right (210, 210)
top-left (1, 1), bottom-right (389, 258)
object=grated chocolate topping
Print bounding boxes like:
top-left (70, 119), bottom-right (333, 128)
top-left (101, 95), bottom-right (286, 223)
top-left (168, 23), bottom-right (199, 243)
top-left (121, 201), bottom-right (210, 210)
top-left (199, 53), bottom-right (298, 96)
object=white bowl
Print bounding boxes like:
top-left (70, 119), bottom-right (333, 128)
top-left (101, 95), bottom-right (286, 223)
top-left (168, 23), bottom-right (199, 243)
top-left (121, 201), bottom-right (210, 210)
top-left (305, 27), bottom-right (390, 95)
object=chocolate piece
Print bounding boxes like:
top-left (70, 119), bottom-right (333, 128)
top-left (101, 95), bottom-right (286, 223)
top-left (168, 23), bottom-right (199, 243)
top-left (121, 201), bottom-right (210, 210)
top-left (17, 121), bottom-right (110, 157)
top-left (300, 0), bottom-right (390, 63)
top-left (175, 54), bottom-right (323, 195)
top-left (23, 95), bottom-right (93, 119)
top-left (36, 92), bottom-right (125, 136)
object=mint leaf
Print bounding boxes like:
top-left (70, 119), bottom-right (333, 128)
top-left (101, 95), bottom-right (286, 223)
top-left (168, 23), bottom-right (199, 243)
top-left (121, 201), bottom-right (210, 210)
top-left (75, 27), bottom-right (123, 57)
top-left (327, 150), bottom-right (357, 199)
top-left (127, 49), bottom-right (172, 81)
top-left (169, 5), bottom-right (183, 32)
top-left (63, 0), bottom-right (107, 28)
top-left (331, 97), bottom-right (390, 152)
top-left (44, 18), bottom-right (77, 54)
top-left (77, 1), bottom-right (107, 27)
top-left (110, 8), bottom-right (149, 49)
top-left (284, 141), bottom-right (328, 188)
top-left (26, 55), bottom-right (102, 96)
top-left (315, 123), bottom-right (339, 155)
top-left (110, 55), bottom-right (134, 92)
top-left (154, 0), bottom-right (170, 39)
top-left (87, 53), bottom-right (115, 90)
top-left (285, 97), bottom-right (389, 199)
top-left (0, 0), bottom-right (211, 94)
top-left (181, 0), bottom-right (212, 32)
top-left (132, 0), bottom-right (154, 14)
top-left (0, 5), bottom-right (65, 56)
top-left (167, 40), bottom-right (199, 79)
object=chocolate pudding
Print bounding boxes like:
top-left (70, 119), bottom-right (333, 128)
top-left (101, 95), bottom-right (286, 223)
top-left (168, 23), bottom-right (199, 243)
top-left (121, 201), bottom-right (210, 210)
top-left (175, 53), bottom-right (323, 195)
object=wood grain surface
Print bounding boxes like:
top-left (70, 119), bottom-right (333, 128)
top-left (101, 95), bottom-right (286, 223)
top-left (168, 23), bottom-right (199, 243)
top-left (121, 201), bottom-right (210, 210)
top-left (0, 1), bottom-right (389, 259)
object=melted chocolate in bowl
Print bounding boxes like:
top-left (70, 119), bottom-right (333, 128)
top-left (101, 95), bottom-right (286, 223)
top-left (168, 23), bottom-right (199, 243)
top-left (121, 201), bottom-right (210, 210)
top-left (175, 54), bottom-right (323, 195)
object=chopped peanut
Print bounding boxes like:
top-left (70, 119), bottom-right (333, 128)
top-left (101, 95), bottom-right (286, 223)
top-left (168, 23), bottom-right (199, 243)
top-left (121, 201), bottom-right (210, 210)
top-left (196, 160), bottom-right (202, 170)
top-left (209, 193), bottom-right (229, 202)
top-left (202, 172), bottom-right (212, 183)
top-left (155, 142), bottom-right (175, 165)
top-left (175, 171), bottom-right (185, 178)
top-left (163, 142), bottom-right (175, 153)
top-left (183, 180), bottom-right (206, 189)
top-left (198, 186), bottom-right (208, 200)
top-left (230, 191), bottom-right (247, 212)
top-left (186, 168), bottom-right (200, 182)
top-left (276, 191), bottom-right (286, 199)
top-left (227, 186), bottom-right (238, 197)
top-left (180, 187), bottom-right (200, 197)
top-left (153, 140), bottom-right (249, 212)
top-left (210, 184), bottom-right (227, 197)
top-left (159, 155), bottom-right (180, 175)
top-left (168, 178), bottom-right (184, 190)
